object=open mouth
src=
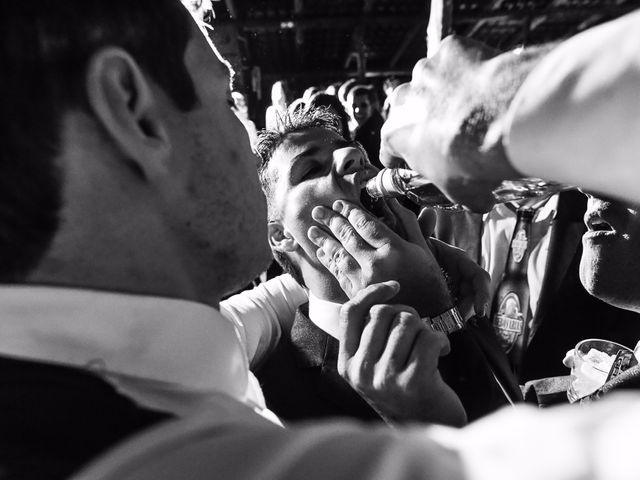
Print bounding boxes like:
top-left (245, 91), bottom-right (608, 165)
top-left (587, 216), bottom-right (614, 233)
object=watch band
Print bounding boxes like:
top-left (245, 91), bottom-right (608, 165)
top-left (423, 307), bottom-right (465, 334)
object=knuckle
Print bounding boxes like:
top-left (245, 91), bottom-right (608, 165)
top-left (335, 222), bottom-right (354, 242)
top-left (369, 304), bottom-right (391, 320)
top-left (330, 246), bottom-right (343, 264)
top-left (401, 307), bottom-right (420, 321)
top-left (351, 211), bottom-right (372, 231)
top-left (329, 261), bottom-right (342, 279)
top-left (340, 302), bottom-right (356, 322)
top-left (369, 257), bottom-right (384, 272)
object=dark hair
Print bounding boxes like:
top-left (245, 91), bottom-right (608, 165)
top-left (307, 93), bottom-right (351, 140)
top-left (1, 0), bottom-right (199, 281)
top-left (255, 108), bottom-right (344, 286)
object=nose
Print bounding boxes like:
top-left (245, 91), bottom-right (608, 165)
top-left (333, 146), bottom-right (366, 176)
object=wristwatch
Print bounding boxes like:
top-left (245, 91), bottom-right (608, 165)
top-left (423, 307), bottom-right (465, 334)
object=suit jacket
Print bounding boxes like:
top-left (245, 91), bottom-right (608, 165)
top-left (257, 304), bottom-right (522, 424)
top-left (0, 355), bottom-right (170, 480)
top-left (435, 191), bottom-right (640, 383)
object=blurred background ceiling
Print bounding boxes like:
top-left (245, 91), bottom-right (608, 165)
top-left (205, 0), bottom-right (640, 122)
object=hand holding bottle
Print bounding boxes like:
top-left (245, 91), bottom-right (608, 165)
top-left (379, 36), bottom-right (551, 213)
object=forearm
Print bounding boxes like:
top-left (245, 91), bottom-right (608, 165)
top-left (220, 274), bottom-right (308, 366)
top-left (504, 9), bottom-right (640, 204)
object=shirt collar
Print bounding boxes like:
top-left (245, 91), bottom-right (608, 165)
top-left (307, 292), bottom-right (342, 340)
top-left (486, 194), bottom-right (559, 223)
top-left (0, 285), bottom-right (250, 402)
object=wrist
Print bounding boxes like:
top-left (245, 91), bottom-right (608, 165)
top-left (481, 118), bottom-right (522, 181)
top-left (415, 283), bottom-right (453, 317)
top-left (423, 306), bottom-right (465, 334)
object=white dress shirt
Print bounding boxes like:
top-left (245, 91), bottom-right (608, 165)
top-left (221, 274), bottom-right (308, 368)
top-left (0, 285), bottom-right (278, 423)
top-left (307, 292), bottom-right (342, 340)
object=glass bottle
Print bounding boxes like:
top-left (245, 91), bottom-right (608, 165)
top-left (491, 208), bottom-right (535, 379)
top-left (365, 168), bottom-right (572, 210)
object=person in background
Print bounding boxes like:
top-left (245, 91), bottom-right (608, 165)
top-left (381, 76), bottom-right (401, 120)
top-left (324, 81), bottom-right (342, 97)
top-left (337, 78), bottom-right (358, 108)
top-left (231, 91), bottom-right (258, 149)
top-left (434, 191), bottom-right (640, 383)
top-left (287, 97), bottom-right (307, 116)
top-left (265, 80), bottom-right (288, 130)
top-left (302, 86), bottom-right (322, 103)
top-left (348, 85), bottom-right (385, 170)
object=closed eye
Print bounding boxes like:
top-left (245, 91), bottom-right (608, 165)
top-left (300, 163), bottom-right (323, 180)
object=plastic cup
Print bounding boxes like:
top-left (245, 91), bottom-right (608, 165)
top-left (566, 339), bottom-right (633, 403)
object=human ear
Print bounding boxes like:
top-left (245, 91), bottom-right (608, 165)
top-left (268, 222), bottom-right (298, 252)
top-left (85, 47), bottom-right (171, 180)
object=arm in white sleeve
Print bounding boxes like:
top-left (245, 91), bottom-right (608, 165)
top-left (74, 392), bottom-right (640, 480)
top-left (220, 274), bottom-right (308, 368)
top-left (504, 9), bottom-right (640, 205)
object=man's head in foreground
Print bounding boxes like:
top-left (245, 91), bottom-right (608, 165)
top-left (256, 109), bottom-right (404, 298)
top-left (1, 0), bottom-right (270, 303)
top-left (580, 194), bottom-right (640, 313)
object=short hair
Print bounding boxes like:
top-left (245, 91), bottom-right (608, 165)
top-left (255, 108), bottom-right (344, 286)
top-left (1, 0), bottom-right (200, 282)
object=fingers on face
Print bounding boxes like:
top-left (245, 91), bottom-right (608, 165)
top-left (310, 205), bottom-right (370, 256)
top-left (309, 228), bottom-right (360, 295)
top-left (333, 200), bottom-right (395, 250)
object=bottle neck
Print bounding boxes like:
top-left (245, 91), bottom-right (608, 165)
top-left (503, 208), bottom-right (536, 274)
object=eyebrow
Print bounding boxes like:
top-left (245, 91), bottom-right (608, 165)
top-left (290, 145), bottom-right (322, 164)
top-left (290, 137), bottom-right (353, 163)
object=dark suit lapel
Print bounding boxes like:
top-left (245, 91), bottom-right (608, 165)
top-left (468, 317), bottom-right (524, 402)
top-left (290, 305), bottom-right (328, 368)
top-left (535, 191), bottom-right (586, 321)
top-left (291, 306), bottom-right (381, 420)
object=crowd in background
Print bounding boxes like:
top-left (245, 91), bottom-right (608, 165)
top-left (232, 76), bottom-right (401, 170)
